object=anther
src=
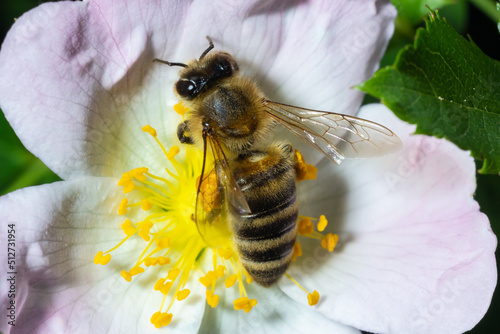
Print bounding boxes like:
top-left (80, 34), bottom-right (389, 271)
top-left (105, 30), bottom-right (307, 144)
top-left (308, 290), bottom-right (320, 306)
top-left (118, 198), bottom-right (129, 215)
top-left (298, 218), bottom-right (314, 235)
top-left (173, 102), bottom-right (189, 116)
top-left (142, 125), bottom-right (157, 137)
top-left (321, 233), bottom-right (338, 252)
top-left (93, 251), bottom-right (111, 265)
top-left (317, 215), bottom-right (328, 232)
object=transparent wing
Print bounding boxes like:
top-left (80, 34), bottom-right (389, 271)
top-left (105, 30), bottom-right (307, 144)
top-left (194, 134), bottom-right (251, 241)
top-left (263, 99), bottom-right (402, 164)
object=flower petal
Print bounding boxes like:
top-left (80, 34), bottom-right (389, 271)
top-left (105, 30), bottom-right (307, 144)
top-left (0, 0), bottom-right (395, 179)
top-left (0, 177), bottom-right (205, 333)
top-left (283, 104), bottom-right (497, 334)
top-left (200, 284), bottom-right (360, 334)
top-left (0, 0), bottom-right (188, 179)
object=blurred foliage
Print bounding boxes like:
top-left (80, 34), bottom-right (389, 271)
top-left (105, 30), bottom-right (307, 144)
top-left (0, 0), bottom-right (499, 333)
top-left (0, 110), bottom-right (61, 195)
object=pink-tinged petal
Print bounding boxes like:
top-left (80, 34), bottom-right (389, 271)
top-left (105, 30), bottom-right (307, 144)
top-left (173, 0), bottom-right (396, 112)
top-left (282, 104), bottom-right (497, 334)
top-left (0, 0), bottom-right (189, 179)
top-left (0, 0), bottom-right (395, 179)
top-left (201, 284), bottom-right (360, 334)
top-left (0, 178), bottom-right (204, 334)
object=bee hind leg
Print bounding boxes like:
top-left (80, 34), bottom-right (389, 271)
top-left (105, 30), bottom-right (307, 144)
top-left (177, 121), bottom-right (194, 144)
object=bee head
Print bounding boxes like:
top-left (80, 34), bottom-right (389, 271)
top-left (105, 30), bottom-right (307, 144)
top-left (174, 51), bottom-right (239, 100)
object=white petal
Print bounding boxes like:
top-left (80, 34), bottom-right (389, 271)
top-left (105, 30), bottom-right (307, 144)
top-left (0, 177), bottom-right (205, 333)
top-left (281, 104), bottom-right (497, 334)
top-left (0, 0), bottom-right (395, 179)
top-left (200, 284), bottom-right (360, 334)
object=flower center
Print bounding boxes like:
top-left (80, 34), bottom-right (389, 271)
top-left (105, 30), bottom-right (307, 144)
top-left (93, 104), bottom-right (338, 328)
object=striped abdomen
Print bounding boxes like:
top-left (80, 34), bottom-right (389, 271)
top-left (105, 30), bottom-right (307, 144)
top-left (231, 143), bottom-right (298, 287)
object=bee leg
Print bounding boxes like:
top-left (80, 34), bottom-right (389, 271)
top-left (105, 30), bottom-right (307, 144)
top-left (177, 121), bottom-right (194, 144)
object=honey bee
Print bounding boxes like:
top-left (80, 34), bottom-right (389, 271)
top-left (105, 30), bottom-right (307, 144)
top-left (154, 37), bottom-right (400, 286)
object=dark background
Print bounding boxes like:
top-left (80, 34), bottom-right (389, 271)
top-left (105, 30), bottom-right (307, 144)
top-left (0, 1), bottom-right (498, 333)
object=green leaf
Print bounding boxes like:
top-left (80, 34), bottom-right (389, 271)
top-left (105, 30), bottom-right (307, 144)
top-left (0, 110), bottom-right (61, 195)
top-left (358, 9), bottom-right (500, 174)
top-left (391, 0), bottom-right (454, 24)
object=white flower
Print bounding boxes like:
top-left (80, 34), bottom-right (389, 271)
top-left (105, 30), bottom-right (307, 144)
top-left (0, 1), bottom-right (495, 333)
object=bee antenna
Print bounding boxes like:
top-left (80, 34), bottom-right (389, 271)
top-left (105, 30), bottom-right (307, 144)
top-left (199, 36), bottom-right (214, 60)
top-left (153, 58), bottom-right (187, 67)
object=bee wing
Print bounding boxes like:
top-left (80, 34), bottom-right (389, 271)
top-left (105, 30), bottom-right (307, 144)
top-left (213, 155), bottom-right (251, 216)
top-left (263, 100), bottom-right (402, 164)
top-left (194, 134), bottom-right (251, 240)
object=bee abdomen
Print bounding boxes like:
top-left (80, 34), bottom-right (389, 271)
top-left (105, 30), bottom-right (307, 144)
top-left (232, 144), bottom-right (298, 286)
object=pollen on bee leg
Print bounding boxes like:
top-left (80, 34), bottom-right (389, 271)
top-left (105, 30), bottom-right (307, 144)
top-left (294, 149), bottom-right (318, 181)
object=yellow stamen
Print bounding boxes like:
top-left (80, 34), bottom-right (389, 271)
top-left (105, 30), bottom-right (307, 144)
top-left (177, 289), bottom-right (190, 301)
top-left (206, 289), bottom-right (219, 308)
top-left (225, 274), bottom-right (237, 288)
top-left (93, 251), bottom-right (111, 265)
top-left (308, 290), bottom-right (320, 306)
top-left (120, 219), bottom-right (136, 236)
top-left (217, 247), bottom-right (233, 260)
top-left (317, 215), bottom-right (328, 232)
top-left (129, 266), bottom-right (144, 276)
top-left (97, 124), bottom-right (336, 328)
top-left (142, 125), bottom-right (157, 137)
top-left (167, 145), bottom-right (180, 160)
top-left (138, 221), bottom-right (153, 241)
top-left (285, 273), bottom-right (320, 306)
top-left (121, 270), bottom-right (132, 282)
top-left (173, 102), bottom-right (189, 117)
top-left (118, 198), bottom-right (128, 215)
top-left (321, 233), bottom-right (338, 252)
top-left (150, 311), bottom-right (173, 328)
top-left (199, 270), bottom-right (218, 288)
top-left (156, 236), bottom-right (170, 249)
top-left (233, 297), bottom-right (257, 313)
top-left (298, 218), bottom-right (314, 235)
top-left (167, 268), bottom-right (181, 280)
top-left (158, 256), bottom-right (171, 265)
top-left (141, 199), bottom-right (153, 210)
top-left (291, 242), bottom-right (302, 262)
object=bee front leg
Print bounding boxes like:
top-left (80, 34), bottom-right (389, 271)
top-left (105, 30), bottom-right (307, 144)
top-left (177, 121), bottom-right (194, 144)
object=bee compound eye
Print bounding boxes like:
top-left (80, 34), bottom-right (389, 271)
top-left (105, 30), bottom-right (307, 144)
top-left (176, 79), bottom-right (197, 98)
top-left (215, 59), bottom-right (232, 77)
